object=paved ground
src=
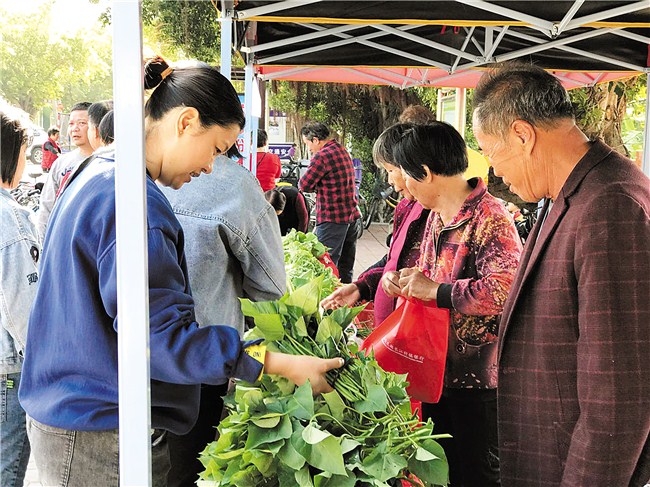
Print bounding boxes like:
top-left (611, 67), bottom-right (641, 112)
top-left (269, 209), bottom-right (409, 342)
top-left (22, 223), bottom-right (390, 486)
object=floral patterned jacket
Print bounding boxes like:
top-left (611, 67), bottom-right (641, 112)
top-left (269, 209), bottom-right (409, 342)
top-left (419, 178), bottom-right (522, 389)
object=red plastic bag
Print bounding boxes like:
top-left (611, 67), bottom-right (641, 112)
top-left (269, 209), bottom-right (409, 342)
top-left (317, 251), bottom-right (339, 278)
top-left (362, 298), bottom-right (449, 403)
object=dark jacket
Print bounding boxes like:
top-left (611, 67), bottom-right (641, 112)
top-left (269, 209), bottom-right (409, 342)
top-left (497, 140), bottom-right (650, 486)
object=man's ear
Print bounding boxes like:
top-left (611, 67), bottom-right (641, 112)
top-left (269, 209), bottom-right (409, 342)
top-left (176, 107), bottom-right (201, 136)
top-left (511, 120), bottom-right (536, 155)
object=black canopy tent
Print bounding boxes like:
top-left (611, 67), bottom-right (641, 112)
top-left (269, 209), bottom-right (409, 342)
top-left (228, 1), bottom-right (649, 88)
top-left (219, 0), bottom-right (649, 173)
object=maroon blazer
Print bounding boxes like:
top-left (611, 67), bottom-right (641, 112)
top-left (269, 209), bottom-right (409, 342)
top-left (497, 140), bottom-right (650, 486)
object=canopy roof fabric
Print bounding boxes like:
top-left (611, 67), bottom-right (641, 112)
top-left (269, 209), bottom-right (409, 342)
top-left (229, 0), bottom-right (650, 88)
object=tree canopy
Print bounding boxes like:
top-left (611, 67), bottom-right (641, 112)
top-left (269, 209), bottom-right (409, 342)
top-left (0, 3), bottom-right (113, 115)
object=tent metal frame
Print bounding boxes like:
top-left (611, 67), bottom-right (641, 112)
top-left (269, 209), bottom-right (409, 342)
top-left (237, 1), bottom-right (648, 84)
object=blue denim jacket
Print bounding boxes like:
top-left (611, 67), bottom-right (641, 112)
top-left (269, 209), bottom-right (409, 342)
top-left (161, 157), bottom-right (286, 335)
top-left (0, 188), bottom-right (40, 374)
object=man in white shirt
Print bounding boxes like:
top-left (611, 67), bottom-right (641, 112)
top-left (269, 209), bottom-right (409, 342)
top-left (36, 102), bottom-right (92, 239)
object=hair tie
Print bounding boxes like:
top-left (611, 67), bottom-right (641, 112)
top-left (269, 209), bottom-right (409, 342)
top-left (160, 66), bottom-right (174, 81)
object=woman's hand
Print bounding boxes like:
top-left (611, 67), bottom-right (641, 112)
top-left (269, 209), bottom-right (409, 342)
top-left (264, 352), bottom-right (344, 395)
top-left (381, 270), bottom-right (402, 297)
top-left (397, 268), bottom-right (439, 302)
top-left (320, 283), bottom-right (361, 309)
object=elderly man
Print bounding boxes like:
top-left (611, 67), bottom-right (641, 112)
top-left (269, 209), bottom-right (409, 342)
top-left (473, 62), bottom-right (649, 486)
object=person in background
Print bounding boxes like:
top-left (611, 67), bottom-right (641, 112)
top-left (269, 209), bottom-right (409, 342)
top-left (36, 101), bottom-right (92, 239)
top-left (287, 142), bottom-right (297, 160)
top-left (0, 112), bottom-right (41, 487)
top-left (161, 155), bottom-right (286, 487)
top-left (98, 110), bottom-right (114, 146)
top-left (86, 100), bottom-right (113, 151)
top-left (320, 123), bottom-right (430, 326)
top-left (266, 186), bottom-right (310, 236)
top-left (19, 57), bottom-right (342, 487)
top-left (386, 122), bottom-right (522, 487)
top-left (265, 187), bottom-right (287, 215)
top-left (473, 62), bottom-right (650, 486)
top-left (255, 128), bottom-right (282, 191)
top-left (41, 127), bottom-right (61, 173)
top-left (398, 104), bottom-right (436, 125)
top-left (299, 121), bottom-right (360, 282)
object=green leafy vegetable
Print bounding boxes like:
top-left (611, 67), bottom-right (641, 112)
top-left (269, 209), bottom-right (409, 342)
top-left (199, 232), bottom-right (450, 486)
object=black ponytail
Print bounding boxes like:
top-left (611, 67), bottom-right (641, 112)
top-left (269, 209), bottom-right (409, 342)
top-left (144, 56), bottom-right (245, 146)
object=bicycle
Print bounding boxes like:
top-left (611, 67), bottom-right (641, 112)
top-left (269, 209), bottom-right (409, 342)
top-left (360, 178), bottom-right (400, 229)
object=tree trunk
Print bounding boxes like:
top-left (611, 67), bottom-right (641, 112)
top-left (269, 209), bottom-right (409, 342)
top-left (577, 80), bottom-right (633, 157)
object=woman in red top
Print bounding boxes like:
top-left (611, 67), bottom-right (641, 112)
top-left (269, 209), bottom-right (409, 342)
top-left (255, 129), bottom-right (281, 191)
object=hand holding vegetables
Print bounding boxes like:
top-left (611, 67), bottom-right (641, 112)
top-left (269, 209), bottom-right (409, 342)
top-left (264, 352), bottom-right (344, 395)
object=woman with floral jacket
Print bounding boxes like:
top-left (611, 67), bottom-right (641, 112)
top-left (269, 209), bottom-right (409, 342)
top-left (385, 122), bottom-right (522, 487)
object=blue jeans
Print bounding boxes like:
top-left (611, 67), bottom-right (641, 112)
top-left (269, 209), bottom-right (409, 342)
top-left (27, 417), bottom-right (170, 486)
top-left (1, 372), bottom-right (30, 487)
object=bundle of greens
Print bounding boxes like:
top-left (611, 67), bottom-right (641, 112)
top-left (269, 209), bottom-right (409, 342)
top-left (199, 231), bottom-right (449, 486)
top-left (282, 229), bottom-right (338, 296)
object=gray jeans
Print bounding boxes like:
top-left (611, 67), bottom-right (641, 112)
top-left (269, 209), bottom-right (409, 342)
top-left (26, 416), bottom-right (170, 487)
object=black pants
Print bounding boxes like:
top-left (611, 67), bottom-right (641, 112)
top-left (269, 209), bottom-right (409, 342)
top-left (166, 383), bottom-right (228, 487)
top-left (337, 218), bottom-right (361, 284)
top-left (422, 388), bottom-right (500, 487)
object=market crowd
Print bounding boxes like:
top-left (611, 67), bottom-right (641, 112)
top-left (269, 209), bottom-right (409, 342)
top-left (1, 59), bottom-right (648, 487)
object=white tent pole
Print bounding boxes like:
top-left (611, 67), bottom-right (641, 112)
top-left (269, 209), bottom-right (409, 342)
top-left (259, 24), bottom-right (424, 65)
top-left (610, 30), bottom-right (650, 44)
top-left (553, 0), bottom-right (585, 37)
top-left (565, 0), bottom-right (649, 31)
top-left (454, 0), bottom-right (554, 35)
top-left (374, 24), bottom-right (478, 62)
top-left (243, 61), bottom-right (255, 172)
top-left (452, 27), bottom-right (476, 72)
top-left (641, 73), bottom-right (650, 176)
top-left (112, 1), bottom-right (151, 486)
top-left (220, 3), bottom-right (233, 80)
top-left (244, 24), bottom-right (363, 53)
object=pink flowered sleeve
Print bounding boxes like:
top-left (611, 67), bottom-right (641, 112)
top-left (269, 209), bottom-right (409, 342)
top-left (450, 212), bottom-right (522, 316)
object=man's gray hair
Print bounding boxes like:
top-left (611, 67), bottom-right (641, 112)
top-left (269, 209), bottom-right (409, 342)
top-left (473, 62), bottom-right (575, 137)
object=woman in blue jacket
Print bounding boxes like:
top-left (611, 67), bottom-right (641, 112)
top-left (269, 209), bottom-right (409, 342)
top-left (18, 58), bottom-right (342, 487)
